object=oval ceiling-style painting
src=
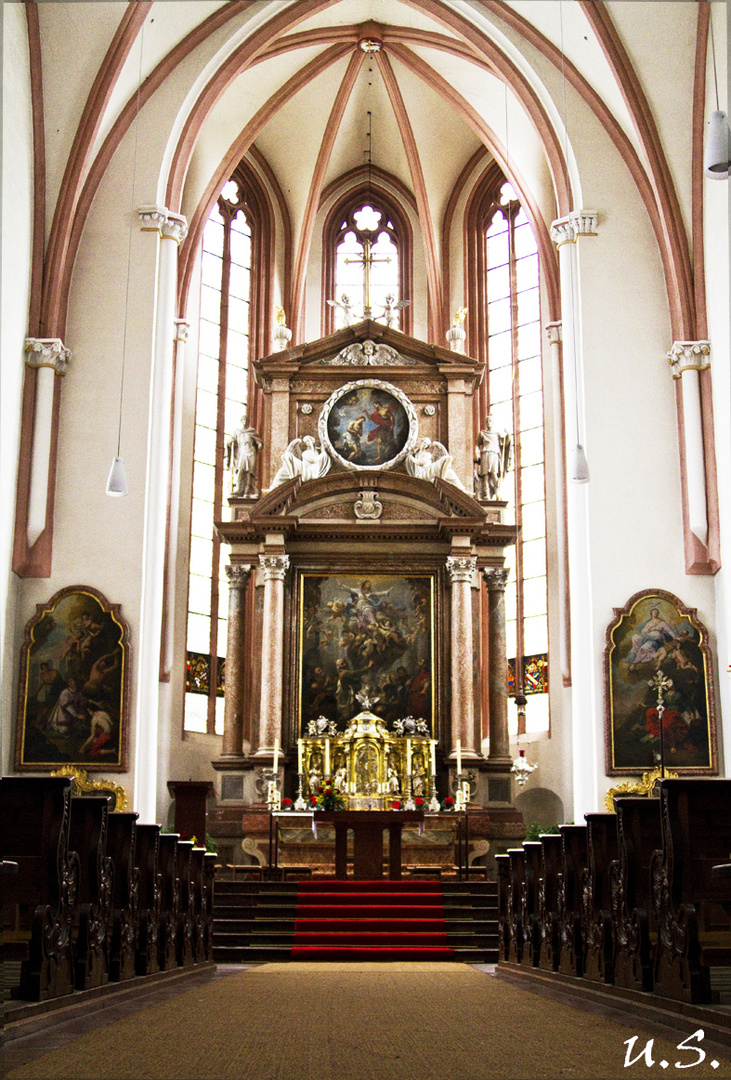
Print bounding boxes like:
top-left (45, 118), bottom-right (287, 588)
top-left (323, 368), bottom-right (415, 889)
top-left (319, 379), bottom-right (417, 471)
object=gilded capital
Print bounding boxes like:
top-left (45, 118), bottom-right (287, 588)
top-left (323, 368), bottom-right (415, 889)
top-left (482, 566), bottom-right (510, 592)
top-left (226, 563), bottom-right (253, 588)
top-left (666, 340), bottom-right (711, 380)
top-left (260, 554), bottom-right (290, 581)
top-left (24, 338), bottom-right (71, 375)
top-left (446, 555), bottom-right (476, 584)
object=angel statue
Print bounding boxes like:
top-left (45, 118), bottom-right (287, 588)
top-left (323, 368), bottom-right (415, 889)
top-left (270, 435), bottom-right (331, 488)
top-left (380, 294), bottom-right (411, 328)
top-left (405, 437), bottom-right (465, 491)
top-left (326, 293), bottom-right (354, 327)
top-left (475, 413), bottom-right (512, 500)
top-left (453, 307), bottom-right (468, 327)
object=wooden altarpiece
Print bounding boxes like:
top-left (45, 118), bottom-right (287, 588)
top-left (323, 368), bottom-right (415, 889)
top-left (213, 321), bottom-right (524, 857)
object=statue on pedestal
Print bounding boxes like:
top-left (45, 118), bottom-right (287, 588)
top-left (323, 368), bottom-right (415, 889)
top-left (225, 412), bottom-right (263, 497)
top-left (475, 413), bottom-right (512, 500)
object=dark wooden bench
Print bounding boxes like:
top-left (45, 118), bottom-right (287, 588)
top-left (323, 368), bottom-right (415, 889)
top-left (520, 841), bottom-right (543, 969)
top-left (201, 853), bottom-right (216, 962)
top-left (611, 796), bottom-right (663, 992)
top-left (157, 834), bottom-right (180, 971)
top-left (134, 823), bottom-right (161, 976)
top-left (175, 839), bottom-right (195, 967)
top-left (557, 824), bottom-right (588, 977)
top-left (538, 833), bottom-right (563, 972)
top-left (582, 813), bottom-right (619, 984)
top-left (652, 779), bottom-right (731, 1003)
top-left (0, 777), bottom-right (79, 1001)
top-left (68, 796), bottom-right (113, 990)
top-left (495, 853), bottom-right (511, 963)
top-left (106, 811), bottom-right (139, 981)
top-left (506, 848), bottom-right (526, 964)
top-left (189, 847), bottom-right (206, 962)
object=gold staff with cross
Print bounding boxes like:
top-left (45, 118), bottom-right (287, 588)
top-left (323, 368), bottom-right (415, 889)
top-left (650, 668), bottom-right (673, 778)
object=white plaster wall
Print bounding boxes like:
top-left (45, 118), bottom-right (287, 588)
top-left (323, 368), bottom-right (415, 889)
top-left (1, 6), bottom-right (34, 776)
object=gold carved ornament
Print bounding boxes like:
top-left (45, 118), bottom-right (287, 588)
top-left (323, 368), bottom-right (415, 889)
top-left (604, 767), bottom-right (679, 812)
top-left (51, 766), bottom-right (129, 811)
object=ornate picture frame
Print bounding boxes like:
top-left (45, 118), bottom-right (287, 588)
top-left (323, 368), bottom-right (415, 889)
top-left (318, 378), bottom-right (418, 471)
top-left (15, 585), bottom-right (130, 772)
top-left (604, 588), bottom-right (717, 776)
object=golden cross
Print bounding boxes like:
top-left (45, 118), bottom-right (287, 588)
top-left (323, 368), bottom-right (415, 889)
top-left (345, 237), bottom-right (391, 318)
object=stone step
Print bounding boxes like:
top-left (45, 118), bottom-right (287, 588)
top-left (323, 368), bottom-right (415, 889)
top-left (214, 917), bottom-right (496, 934)
top-left (213, 929), bottom-right (498, 948)
top-left (212, 944), bottom-right (498, 964)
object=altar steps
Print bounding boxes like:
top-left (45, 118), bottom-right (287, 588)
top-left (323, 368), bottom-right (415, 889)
top-left (212, 879), bottom-right (498, 963)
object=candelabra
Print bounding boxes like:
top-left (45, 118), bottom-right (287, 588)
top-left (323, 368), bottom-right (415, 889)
top-left (428, 773), bottom-right (440, 813)
top-left (294, 772), bottom-right (307, 811)
top-left (404, 773), bottom-right (416, 811)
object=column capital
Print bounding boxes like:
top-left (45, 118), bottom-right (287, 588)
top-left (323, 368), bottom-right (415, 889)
top-left (174, 319), bottom-right (190, 343)
top-left (666, 340), bottom-right (711, 379)
top-left (482, 566), bottom-right (510, 591)
top-left (446, 555), bottom-right (476, 584)
top-left (545, 321), bottom-right (562, 345)
top-left (226, 563), bottom-right (253, 588)
top-left (24, 338), bottom-right (71, 375)
top-left (260, 554), bottom-right (290, 581)
top-left (137, 205), bottom-right (188, 243)
top-left (550, 210), bottom-right (599, 247)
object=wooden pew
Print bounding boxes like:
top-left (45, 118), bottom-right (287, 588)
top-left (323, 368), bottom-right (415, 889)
top-left (520, 841), bottom-right (543, 968)
top-left (506, 848), bottom-right (526, 964)
top-left (611, 797), bottom-right (663, 993)
top-left (538, 833), bottom-right (563, 972)
top-left (189, 847), bottom-right (206, 962)
top-left (0, 777), bottom-right (79, 1001)
top-left (175, 840), bottom-right (195, 967)
top-left (201, 853), bottom-right (216, 962)
top-left (106, 811), bottom-right (139, 981)
top-left (157, 834), bottom-right (179, 971)
top-left (557, 824), bottom-right (588, 978)
top-left (582, 813), bottom-right (619, 984)
top-left (134, 824), bottom-right (161, 976)
top-left (68, 796), bottom-right (113, 990)
top-left (495, 853), bottom-right (511, 963)
top-left (652, 779), bottom-right (731, 1004)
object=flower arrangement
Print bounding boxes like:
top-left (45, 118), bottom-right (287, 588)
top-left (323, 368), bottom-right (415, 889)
top-left (414, 797), bottom-right (425, 809)
top-left (443, 796), bottom-right (455, 810)
top-left (281, 797), bottom-right (293, 810)
top-left (311, 781), bottom-right (346, 811)
top-left (391, 800), bottom-right (401, 810)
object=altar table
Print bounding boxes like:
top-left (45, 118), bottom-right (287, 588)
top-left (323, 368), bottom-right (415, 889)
top-left (314, 810), bottom-right (425, 880)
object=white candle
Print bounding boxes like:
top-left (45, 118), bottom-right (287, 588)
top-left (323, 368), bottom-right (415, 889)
top-left (406, 738), bottom-right (412, 775)
top-left (456, 738), bottom-right (462, 775)
top-left (297, 738), bottom-right (303, 773)
top-left (273, 738), bottom-right (279, 773)
top-left (430, 739), bottom-right (436, 775)
top-left (324, 737), bottom-right (330, 775)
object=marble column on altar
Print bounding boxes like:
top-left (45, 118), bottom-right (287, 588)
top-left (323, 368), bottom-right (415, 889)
top-left (255, 552), bottom-right (289, 757)
top-left (482, 567), bottom-right (512, 770)
top-left (220, 563), bottom-right (253, 759)
top-left (446, 552), bottom-right (478, 762)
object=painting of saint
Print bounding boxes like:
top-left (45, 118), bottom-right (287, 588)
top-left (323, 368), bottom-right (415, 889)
top-left (16, 586), bottom-right (129, 771)
top-left (604, 590), bottom-right (716, 774)
top-left (300, 574), bottom-right (434, 733)
top-left (323, 383), bottom-right (412, 468)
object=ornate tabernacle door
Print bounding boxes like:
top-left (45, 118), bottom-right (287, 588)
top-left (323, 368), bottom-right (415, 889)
top-left (215, 319), bottom-right (520, 840)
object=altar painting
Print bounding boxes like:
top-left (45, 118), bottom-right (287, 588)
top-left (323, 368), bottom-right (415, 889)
top-left (16, 586), bottom-right (129, 771)
top-left (300, 574), bottom-right (433, 732)
top-left (324, 383), bottom-right (411, 468)
top-left (604, 589), bottom-right (716, 775)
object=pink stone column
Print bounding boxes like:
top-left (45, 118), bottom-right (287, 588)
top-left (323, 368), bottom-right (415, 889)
top-left (255, 553), bottom-right (289, 756)
top-left (446, 555), bottom-right (478, 760)
top-left (482, 567), bottom-right (512, 766)
top-left (221, 563), bottom-right (252, 758)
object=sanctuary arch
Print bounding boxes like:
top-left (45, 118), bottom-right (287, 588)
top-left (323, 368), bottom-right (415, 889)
top-left (214, 320), bottom-right (524, 858)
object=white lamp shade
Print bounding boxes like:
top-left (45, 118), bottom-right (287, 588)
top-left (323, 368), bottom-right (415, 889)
top-left (704, 110), bottom-right (731, 178)
top-left (106, 455), bottom-right (128, 497)
top-left (569, 443), bottom-right (590, 483)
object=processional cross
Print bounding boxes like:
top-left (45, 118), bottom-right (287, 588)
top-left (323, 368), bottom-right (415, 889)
top-left (650, 668), bottom-right (673, 779)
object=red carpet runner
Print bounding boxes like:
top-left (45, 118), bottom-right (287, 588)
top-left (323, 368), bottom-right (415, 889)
top-left (290, 879), bottom-right (456, 960)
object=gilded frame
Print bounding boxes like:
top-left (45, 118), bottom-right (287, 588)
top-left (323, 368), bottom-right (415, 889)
top-left (317, 378), bottom-right (418, 471)
top-left (16, 585), bottom-right (130, 772)
top-left (604, 588), bottom-right (717, 776)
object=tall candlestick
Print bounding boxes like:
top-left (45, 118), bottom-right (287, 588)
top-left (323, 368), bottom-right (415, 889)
top-left (324, 737), bottom-right (330, 775)
top-left (273, 738), bottom-right (280, 773)
top-left (430, 739), bottom-right (436, 775)
top-left (297, 738), bottom-right (303, 773)
top-left (456, 738), bottom-right (462, 775)
top-left (406, 738), bottom-right (412, 775)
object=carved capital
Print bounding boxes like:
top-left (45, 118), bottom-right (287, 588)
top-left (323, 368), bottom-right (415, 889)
top-left (174, 320), bottom-right (190, 343)
top-left (260, 554), bottom-right (289, 581)
top-left (225, 563), bottom-right (253, 588)
top-left (482, 566), bottom-right (510, 592)
top-left (550, 210), bottom-right (598, 246)
top-left (545, 321), bottom-right (562, 345)
top-left (161, 212), bottom-right (188, 244)
top-left (666, 340), bottom-right (711, 379)
top-left (550, 216), bottom-right (575, 247)
top-left (24, 338), bottom-right (71, 374)
top-left (446, 555), bottom-right (476, 584)
top-left (137, 205), bottom-right (188, 243)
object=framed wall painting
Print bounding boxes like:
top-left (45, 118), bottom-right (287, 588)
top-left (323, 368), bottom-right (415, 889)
top-left (299, 572), bottom-right (434, 734)
top-left (604, 588), bottom-right (717, 776)
top-left (15, 585), bottom-right (130, 772)
top-left (318, 379), bottom-right (418, 471)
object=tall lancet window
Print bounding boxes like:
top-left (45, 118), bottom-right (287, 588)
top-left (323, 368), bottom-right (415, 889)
top-left (485, 182), bottom-right (548, 734)
top-left (332, 201), bottom-right (401, 328)
top-left (185, 179), bottom-right (251, 734)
